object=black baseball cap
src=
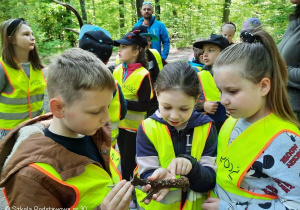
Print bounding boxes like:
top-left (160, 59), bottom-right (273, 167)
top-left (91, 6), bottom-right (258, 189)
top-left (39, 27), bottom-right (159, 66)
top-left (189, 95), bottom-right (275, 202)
top-left (114, 31), bottom-right (148, 48)
top-left (193, 34), bottom-right (229, 50)
top-left (131, 25), bottom-right (159, 42)
top-left (79, 30), bottom-right (114, 63)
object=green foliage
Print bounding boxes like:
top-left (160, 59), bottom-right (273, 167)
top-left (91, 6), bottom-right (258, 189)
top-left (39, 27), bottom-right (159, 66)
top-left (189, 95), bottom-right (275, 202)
top-left (0, 0), bottom-right (295, 58)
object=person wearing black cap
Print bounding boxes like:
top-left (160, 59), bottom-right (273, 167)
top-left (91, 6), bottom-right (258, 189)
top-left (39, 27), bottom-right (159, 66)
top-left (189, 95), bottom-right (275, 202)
top-left (193, 34), bottom-right (229, 132)
top-left (113, 30), bottom-right (153, 184)
top-left (79, 25), bottom-right (127, 149)
top-left (0, 18), bottom-right (46, 140)
top-left (131, 25), bottom-right (164, 117)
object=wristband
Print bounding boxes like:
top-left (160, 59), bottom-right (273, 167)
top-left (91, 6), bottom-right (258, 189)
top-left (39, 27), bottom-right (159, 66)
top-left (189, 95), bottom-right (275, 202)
top-left (177, 154), bottom-right (197, 167)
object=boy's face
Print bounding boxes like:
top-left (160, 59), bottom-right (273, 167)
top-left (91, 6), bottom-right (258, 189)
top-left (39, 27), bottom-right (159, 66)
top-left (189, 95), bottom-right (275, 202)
top-left (222, 25), bottom-right (235, 44)
top-left (60, 89), bottom-right (113, 137)
top-left (202, 44), bottom-right (222, 67)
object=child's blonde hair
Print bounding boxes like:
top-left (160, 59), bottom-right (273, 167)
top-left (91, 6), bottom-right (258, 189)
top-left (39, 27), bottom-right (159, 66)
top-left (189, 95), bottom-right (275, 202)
top-left (1, 18), bottom-right (44, 70)
top-left (47, 48), bottom-right (115, 104)
top-left (214, 27), bottom-right (300, 127)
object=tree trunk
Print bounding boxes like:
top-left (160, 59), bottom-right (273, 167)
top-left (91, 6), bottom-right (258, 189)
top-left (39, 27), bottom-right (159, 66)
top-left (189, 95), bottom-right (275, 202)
top-left (92, 0), bottom-right (96, 23)
top-left (136, 0), bottom-right (143, 19)
top-left (222, 0), bottom-right (231, 23)
top-left (119, 0), bottom-right (125, 35)
top-left (131, 0), bottom-right (137, 25)
top-left (79, 0), bottom-right (87, 24)
top-left (155, 0), bottom-right (160, 20)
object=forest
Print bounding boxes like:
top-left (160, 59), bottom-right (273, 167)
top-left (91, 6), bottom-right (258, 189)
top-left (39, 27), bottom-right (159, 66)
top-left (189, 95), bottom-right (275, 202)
top-left (0, 0), bottom-right (295, 60)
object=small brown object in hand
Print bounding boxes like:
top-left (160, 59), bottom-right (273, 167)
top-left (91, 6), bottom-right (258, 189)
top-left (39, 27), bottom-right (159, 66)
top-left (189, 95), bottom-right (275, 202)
top-left (131, 174), bottom-right (190, 203)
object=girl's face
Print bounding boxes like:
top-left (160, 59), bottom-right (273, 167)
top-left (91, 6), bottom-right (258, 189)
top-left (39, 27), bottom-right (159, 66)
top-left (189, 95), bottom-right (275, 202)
top-left (11, 24), bottom-right (35, 53)
top-left (118, 44), bottom-right (139, 64)
top-left (202, 44), bottom-right (222, 66)
top-left (214, 64), bottom-right (270, 123)
top-left (157, 89), bottom-right (197, 129)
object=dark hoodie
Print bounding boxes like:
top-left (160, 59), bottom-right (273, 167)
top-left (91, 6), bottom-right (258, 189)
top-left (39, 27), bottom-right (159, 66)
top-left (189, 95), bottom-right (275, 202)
top-left (136, 110), bottom-right (217, 193)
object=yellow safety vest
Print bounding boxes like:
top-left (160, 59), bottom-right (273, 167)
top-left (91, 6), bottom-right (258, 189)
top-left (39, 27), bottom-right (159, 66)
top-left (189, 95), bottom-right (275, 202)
top-left (28, 159), bottom-right (121, 209)
top-left (0, 58), bottom-right (46, 130)
top-left (210, 113), bottom-right (300, 200)
top-left (149, 49), bottom-right (163, 70)
top-left (198, 71), bottom-right (220, 101)
top-left (109, 81), bottom-right (121, 146)
top-left (116, 50), bottom-right (163, 71)
top-left (136, 118), bottom-right (212, 210)
top-left (113, 65), bottom-right (153, 131)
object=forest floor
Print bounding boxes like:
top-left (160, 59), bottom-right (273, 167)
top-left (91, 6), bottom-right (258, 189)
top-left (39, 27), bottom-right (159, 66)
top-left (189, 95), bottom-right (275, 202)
top-left (107, 47), bottom-right (193, 66)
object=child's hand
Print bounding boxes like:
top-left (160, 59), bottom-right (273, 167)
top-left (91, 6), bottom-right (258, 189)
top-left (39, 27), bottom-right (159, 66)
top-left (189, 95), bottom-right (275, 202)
top-left (202, 197), bottom-right (220, 210)
top-left (101, 180), bottom-right (134, 210)
top-left (142, 168), bottom-right (172, 204)
top-left (204, 101), bottom-right (218, 114)
top-left (167, 157), bottom-right (192, 179)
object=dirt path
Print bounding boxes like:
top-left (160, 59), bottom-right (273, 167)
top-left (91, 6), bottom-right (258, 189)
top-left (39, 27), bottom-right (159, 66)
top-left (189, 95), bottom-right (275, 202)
top-left (107, 48), bottom-right (193, 66)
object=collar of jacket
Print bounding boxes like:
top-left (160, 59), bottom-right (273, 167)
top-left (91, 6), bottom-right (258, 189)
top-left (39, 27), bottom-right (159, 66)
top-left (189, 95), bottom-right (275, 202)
top-left (0, 113), bottom-right (112, 185)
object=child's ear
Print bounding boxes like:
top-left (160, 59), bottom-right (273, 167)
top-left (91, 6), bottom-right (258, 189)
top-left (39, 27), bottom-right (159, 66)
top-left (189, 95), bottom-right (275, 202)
top-left (260, 77), bottom-right (271, 96)
top-left (49, 97), bottom-right (65, 118)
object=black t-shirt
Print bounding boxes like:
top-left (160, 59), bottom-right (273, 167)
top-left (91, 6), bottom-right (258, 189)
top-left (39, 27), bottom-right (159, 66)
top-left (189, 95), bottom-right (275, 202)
top-left (44, 128), bottom-right (104, 166)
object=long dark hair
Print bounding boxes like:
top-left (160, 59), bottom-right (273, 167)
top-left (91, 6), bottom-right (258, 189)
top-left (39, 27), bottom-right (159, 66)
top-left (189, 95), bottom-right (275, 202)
top-left (1, 19), bottom-right (44, 70)
top-left (290, 5), bottom-right (300, 20)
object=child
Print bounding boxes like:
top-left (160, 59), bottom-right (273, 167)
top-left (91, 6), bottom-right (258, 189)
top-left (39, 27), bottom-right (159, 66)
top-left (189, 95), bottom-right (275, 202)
top-left (188, 38), bottom-right (205, 72)
top-left (193, 34), bottom-right (229, 132)
top-left (0, 18), bottom-right (46, 140)
top-left (0, 48), bottom-right (133, 209)
top-left (221, 21), bottom-right (236, 45)
top-left (131, 24), bottom-right (164, 117)
top-left (78, 24), bottom-right (127, 147)
top-left (113, 30), bottom-right (153, 181)
top-left (202, 27), bottom-right (300, 209)
top-left (136, 61), bottom-right (218, 210)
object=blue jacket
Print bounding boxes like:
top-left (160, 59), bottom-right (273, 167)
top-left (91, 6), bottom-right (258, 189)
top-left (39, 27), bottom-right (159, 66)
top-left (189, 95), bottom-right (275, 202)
top-left (188, 58), bottom-right (204, 73)
top-left (134, 16), bottom-right (170, 60)
top-left (136, 110), bottom-right (217, 193)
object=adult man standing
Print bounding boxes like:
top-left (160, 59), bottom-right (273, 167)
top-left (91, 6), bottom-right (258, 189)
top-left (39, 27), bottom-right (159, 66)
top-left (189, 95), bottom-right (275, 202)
top-left (134, 2), bottom-right (170, 60)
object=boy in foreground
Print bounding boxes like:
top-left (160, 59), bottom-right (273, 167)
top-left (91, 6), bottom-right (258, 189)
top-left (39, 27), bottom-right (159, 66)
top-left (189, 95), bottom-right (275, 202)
top-left (0, 48), bottom-right (133, 209)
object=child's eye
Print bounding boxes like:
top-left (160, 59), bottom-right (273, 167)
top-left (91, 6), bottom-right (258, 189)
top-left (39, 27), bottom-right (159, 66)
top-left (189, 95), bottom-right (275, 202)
top-left (229, 90), bottom-right (238, 94)
top-left (180, 108), bottom-right (189, 112)
top-left (91, 111), bottom-right (101, 115)
top-left (163, 107), bottom-right (171, 110)
top-left (209, 50), bottom-right (215, 53)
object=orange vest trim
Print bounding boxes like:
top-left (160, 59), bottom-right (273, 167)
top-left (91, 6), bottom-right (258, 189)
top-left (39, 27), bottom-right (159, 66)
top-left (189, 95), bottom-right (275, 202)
top-left (29, 163), bottom-right (80, 209)
top-left (2, 187), bottom-right (9, 206)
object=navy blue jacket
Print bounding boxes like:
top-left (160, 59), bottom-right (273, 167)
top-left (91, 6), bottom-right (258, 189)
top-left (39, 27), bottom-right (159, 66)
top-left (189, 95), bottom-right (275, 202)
top-left (136, 110), bottom-right (217, 193)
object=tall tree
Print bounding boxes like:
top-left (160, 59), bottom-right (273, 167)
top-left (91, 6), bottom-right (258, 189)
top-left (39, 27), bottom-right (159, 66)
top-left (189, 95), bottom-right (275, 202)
top-left (79, 0), bottom-right (87, 24)
top-left (136, 0), bottom-right (143, 19)
top-left (155, 0), bottom-right (160, 20)
top-left (222, 0), bottom-right (231, 23)
top-left (119, 0), bottom-right (125, 33)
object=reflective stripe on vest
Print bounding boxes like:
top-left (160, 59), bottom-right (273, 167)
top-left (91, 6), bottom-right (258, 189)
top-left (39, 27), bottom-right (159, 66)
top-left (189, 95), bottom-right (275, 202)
top-left (0, 58), bottom-right (46, 130)
top-left (113, 65), bottom-right (153, 131)
top-left (149, 49), bottom-right (163, 70)
top-left (109, 81), bottom-right (121, 143)
top-left (214, 113), bottom-right (300, 200)
top-left (136, 118), bottom-right (212, 210)
top-left (110, 146), bottom-right (121, 170)
top-left (198, 71), bottom-right (220, 101)
top-left (30, 161), bottom-right (121, 209)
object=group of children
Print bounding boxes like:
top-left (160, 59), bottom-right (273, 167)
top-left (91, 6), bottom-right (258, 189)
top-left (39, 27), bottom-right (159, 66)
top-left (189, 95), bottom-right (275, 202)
top-left (0, 16), bottom-right (299, 210)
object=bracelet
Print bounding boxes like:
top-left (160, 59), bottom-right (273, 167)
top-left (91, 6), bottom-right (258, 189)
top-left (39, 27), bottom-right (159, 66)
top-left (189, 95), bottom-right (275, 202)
top-left (177, 154), bottom-right (197, 167)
